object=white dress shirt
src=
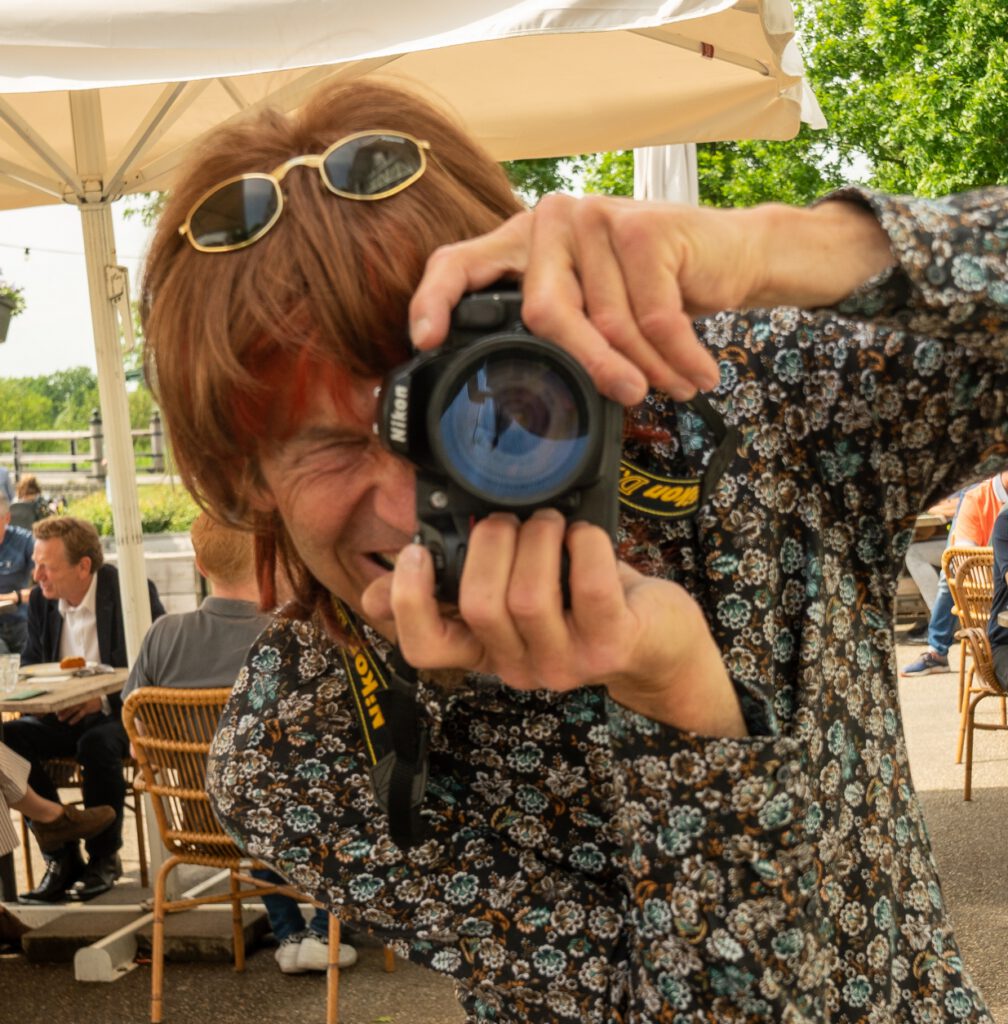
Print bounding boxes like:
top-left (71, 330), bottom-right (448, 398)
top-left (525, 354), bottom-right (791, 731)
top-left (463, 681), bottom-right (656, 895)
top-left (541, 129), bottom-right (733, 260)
top-left (58, 572), bottom-right (101, 665)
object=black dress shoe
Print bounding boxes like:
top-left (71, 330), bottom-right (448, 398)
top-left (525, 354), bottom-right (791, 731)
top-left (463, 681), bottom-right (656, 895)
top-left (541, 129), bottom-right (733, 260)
top-left (69, 853), bottom-right (122, 902)
top-left (18, 847), bottom-right (85, 903)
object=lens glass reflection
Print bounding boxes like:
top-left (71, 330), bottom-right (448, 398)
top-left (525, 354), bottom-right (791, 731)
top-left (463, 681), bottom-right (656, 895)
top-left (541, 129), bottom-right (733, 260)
top-left (437, 354), bottom-right (588, 503)
top-left (191, 176), bottom-right (279, 248)
top-left (324, 134), bottom-right (422, 196)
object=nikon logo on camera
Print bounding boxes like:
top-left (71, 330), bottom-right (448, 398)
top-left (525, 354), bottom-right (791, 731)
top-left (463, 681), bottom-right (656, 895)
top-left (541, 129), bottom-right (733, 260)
top-left (618, 460), bottom-right (700, 518)
top-left (388, 384), bottom-right (410, 446)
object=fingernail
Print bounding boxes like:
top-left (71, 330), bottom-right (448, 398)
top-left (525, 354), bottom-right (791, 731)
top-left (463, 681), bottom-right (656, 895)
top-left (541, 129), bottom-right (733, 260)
top-left (410, 317), bottom-right (431, 347)
top-left (398, 543), bottom-right (426, 570)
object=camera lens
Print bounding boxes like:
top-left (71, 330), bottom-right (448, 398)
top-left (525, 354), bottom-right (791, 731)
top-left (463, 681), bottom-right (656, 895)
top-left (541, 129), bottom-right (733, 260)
top-left (432, 345), bottom-right (591, 505)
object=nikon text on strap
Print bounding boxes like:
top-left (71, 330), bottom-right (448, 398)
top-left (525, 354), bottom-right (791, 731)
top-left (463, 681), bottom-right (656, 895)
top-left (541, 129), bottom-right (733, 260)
top-left (332, 599), bottom-right (429, 849)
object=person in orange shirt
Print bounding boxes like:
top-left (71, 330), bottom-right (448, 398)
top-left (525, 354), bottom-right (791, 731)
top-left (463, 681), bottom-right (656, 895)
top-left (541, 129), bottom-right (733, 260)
top-left (901, 467), bottom-right (1008, 675)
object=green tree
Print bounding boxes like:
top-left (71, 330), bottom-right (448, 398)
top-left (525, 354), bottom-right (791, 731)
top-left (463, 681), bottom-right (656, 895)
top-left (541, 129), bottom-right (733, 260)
top-left (799, 0), bottom-right (1008, 195)
top-left (582, 151), bottom-right (634, 197)
top-left (0, 379), bottom-right (53, 430)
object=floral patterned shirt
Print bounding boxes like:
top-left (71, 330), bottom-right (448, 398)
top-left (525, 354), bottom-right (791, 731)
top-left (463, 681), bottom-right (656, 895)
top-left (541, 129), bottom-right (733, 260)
top-left (208, 187), bottom-right (1008, 1023)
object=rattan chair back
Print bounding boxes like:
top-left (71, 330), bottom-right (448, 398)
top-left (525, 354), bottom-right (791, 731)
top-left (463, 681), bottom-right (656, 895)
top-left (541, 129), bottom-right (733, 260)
top-left (946, 544), bottom-right (991, 622)
top-left (949, 549), bottom-right (995, 631)
top-left (123, 687), bottom-right (236, 866)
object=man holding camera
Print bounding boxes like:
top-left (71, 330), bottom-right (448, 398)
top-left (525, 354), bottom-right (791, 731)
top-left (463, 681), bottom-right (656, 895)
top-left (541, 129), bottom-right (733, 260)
top-left (141, 80), bottom-right (1004, 1023)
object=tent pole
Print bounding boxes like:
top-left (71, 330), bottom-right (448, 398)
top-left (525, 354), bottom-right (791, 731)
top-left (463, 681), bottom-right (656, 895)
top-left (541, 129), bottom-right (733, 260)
top-left (77, 201), bottom-right (152, 664)
top-left (70, 90), bottom-right (152, 667)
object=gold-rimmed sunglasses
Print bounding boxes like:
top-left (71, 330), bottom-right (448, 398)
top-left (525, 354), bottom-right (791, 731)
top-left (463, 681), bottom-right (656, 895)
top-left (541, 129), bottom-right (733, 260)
top-left (178, 130), bottom-right (431, 253)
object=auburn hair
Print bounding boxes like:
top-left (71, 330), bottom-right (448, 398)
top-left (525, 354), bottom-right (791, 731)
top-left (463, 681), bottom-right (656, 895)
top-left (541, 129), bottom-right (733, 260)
top-left (34, 516), bottom-right (104, 572)
top-left (142, 79), bottom-right (523, 616)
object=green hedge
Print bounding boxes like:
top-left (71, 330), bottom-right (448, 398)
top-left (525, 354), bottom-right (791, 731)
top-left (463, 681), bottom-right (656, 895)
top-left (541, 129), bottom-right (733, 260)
top-left (64, 485), bottom-right (200, 536)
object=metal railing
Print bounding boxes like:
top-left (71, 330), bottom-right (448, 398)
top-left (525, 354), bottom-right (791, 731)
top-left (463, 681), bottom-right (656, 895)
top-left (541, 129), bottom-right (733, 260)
top-left (0, 409), bottom-right (166, 482)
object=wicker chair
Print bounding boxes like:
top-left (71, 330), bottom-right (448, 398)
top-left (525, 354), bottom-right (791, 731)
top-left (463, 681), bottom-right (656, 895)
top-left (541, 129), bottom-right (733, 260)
top-left (943, 546), bottom-right (994, 723)
top-left (123, 687), bottom-right (392, 1024)
top-left (953, 626), bottom-right (1008, 799)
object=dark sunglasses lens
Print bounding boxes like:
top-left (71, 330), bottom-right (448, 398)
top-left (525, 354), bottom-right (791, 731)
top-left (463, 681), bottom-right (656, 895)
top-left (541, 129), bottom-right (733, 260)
top-left (189, 177), bottom-right (279, 248)
top-left (323, 134), bottom-right (422, 196)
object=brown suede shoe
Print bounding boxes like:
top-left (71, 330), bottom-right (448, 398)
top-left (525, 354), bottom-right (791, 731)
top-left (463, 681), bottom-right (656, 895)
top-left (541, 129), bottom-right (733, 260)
top-left (32, 805), bottom-right (116, 854)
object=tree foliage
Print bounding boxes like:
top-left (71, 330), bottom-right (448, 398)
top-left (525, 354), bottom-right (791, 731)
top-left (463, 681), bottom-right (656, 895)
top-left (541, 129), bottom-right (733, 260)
top-left (799, 0), bottom-right (1008, 195)
top-left (0, 369), bottom-right (155, 433)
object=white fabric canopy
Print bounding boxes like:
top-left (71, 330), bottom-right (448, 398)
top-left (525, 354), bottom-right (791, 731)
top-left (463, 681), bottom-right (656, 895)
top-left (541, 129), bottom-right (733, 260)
top-left (0, 0), bottom-right (822, 666)
top-left (0, 0), bottom-right (823, 211)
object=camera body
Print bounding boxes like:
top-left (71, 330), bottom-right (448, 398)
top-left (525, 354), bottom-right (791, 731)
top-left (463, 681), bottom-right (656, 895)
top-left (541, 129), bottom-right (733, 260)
top-left (377, 287), bottom-right (622, 602)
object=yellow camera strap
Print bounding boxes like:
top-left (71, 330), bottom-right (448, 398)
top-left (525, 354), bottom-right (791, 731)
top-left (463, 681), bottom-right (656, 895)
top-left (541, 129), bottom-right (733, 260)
top-left (331, 599), bottom-right (429, 848)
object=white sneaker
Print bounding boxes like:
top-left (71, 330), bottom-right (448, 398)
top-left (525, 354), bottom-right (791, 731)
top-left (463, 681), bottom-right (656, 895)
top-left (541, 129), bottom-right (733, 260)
top-left (274, 930), bottom-right (311, 974)
top-left (296, 929), bottom-right (358, 971)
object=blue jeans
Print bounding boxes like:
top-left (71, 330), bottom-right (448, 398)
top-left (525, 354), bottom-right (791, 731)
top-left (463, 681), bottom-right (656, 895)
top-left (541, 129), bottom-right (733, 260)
top-left (253, 868), bottom-right (329, 941)
top-left (926, 571), bottom-right (959, 656)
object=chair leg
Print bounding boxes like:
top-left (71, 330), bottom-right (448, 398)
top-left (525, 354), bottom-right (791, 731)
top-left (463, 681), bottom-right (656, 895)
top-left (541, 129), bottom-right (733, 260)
top-left (955, 679), bottom-right (973, 765)
top-left (326, 913), bottom-right (340, 1024)
top-left (133, 786), bottom-right (149, 888)
top-left (229, 870), bottom-right (246, 972)
top-left (151, 856), bottom-right (180, 1024)
top-left (957, 641), bottom-right (967, 713)
top-left (963, 695), bottom-right (987, 802)
top-left (383, 946), bottom-right (396, 972)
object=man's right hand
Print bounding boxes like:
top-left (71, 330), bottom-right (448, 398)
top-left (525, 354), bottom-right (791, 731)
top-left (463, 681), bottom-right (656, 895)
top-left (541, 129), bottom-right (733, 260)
top-left (362, 509), bottom-right (748, 738)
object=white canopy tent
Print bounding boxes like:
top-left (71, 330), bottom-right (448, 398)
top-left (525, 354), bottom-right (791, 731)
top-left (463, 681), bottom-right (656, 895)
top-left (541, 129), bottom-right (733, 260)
top-left (0, 0), bottom-right (824, 665)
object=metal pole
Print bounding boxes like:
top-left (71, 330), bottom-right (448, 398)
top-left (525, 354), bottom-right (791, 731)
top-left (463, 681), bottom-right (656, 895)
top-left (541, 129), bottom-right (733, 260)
top-left (71, 91), bottom-right (152, 666)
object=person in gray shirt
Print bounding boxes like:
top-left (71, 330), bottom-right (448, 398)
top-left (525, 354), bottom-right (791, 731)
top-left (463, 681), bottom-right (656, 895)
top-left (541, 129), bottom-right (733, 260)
top-left (122, 512), bottom-right (271, 697)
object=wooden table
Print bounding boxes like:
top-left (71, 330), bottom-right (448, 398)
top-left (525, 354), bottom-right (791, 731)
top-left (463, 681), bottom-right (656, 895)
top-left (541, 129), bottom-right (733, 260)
top-left (0, 666), bottom-right (128, 715)
top-left (912, 511), bottom-right (950, 542)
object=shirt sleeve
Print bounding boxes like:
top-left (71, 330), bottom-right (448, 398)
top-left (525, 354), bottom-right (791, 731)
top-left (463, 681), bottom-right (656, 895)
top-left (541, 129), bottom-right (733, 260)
top-left (951, 488), bottom-right (987, 547)
top-left (825, 186), bottom-right (1008, 342)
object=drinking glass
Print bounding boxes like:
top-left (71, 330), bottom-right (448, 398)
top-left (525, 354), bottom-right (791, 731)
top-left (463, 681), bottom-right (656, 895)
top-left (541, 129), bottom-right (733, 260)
top-left (0, 653), bottom-right (21, 693)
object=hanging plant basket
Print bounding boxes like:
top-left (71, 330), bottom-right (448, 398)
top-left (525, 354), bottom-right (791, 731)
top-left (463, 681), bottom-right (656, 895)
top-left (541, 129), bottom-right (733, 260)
top-left (0, 293), bottom-right (14, 343)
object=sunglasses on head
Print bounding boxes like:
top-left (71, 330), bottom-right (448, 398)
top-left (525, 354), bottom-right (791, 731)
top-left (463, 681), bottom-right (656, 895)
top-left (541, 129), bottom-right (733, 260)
top-left (178, 130), bottom-right (431, 253)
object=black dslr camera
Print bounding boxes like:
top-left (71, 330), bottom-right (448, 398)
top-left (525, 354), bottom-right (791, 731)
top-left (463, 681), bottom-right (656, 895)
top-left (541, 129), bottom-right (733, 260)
top-left (376, 287), bottom-right (622, 602)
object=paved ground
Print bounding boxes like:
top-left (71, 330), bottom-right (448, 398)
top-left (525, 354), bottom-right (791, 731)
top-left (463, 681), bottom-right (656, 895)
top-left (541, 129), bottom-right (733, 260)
top-left (1, 633), bottom-right (1005, 1023)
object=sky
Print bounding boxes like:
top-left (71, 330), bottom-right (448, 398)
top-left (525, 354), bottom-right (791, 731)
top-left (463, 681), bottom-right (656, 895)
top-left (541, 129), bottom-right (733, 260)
top-left (0, 200), bottom-right (154, 378)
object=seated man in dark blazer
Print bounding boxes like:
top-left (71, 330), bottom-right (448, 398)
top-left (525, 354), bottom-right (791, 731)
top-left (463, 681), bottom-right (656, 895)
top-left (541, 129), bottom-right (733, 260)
top-left (6, 516), bottom-right (165, 902)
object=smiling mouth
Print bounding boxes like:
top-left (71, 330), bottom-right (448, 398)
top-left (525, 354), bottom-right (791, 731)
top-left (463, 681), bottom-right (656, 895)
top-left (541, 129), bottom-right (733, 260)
top-left (368, 552), bottom-right (399, 571)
